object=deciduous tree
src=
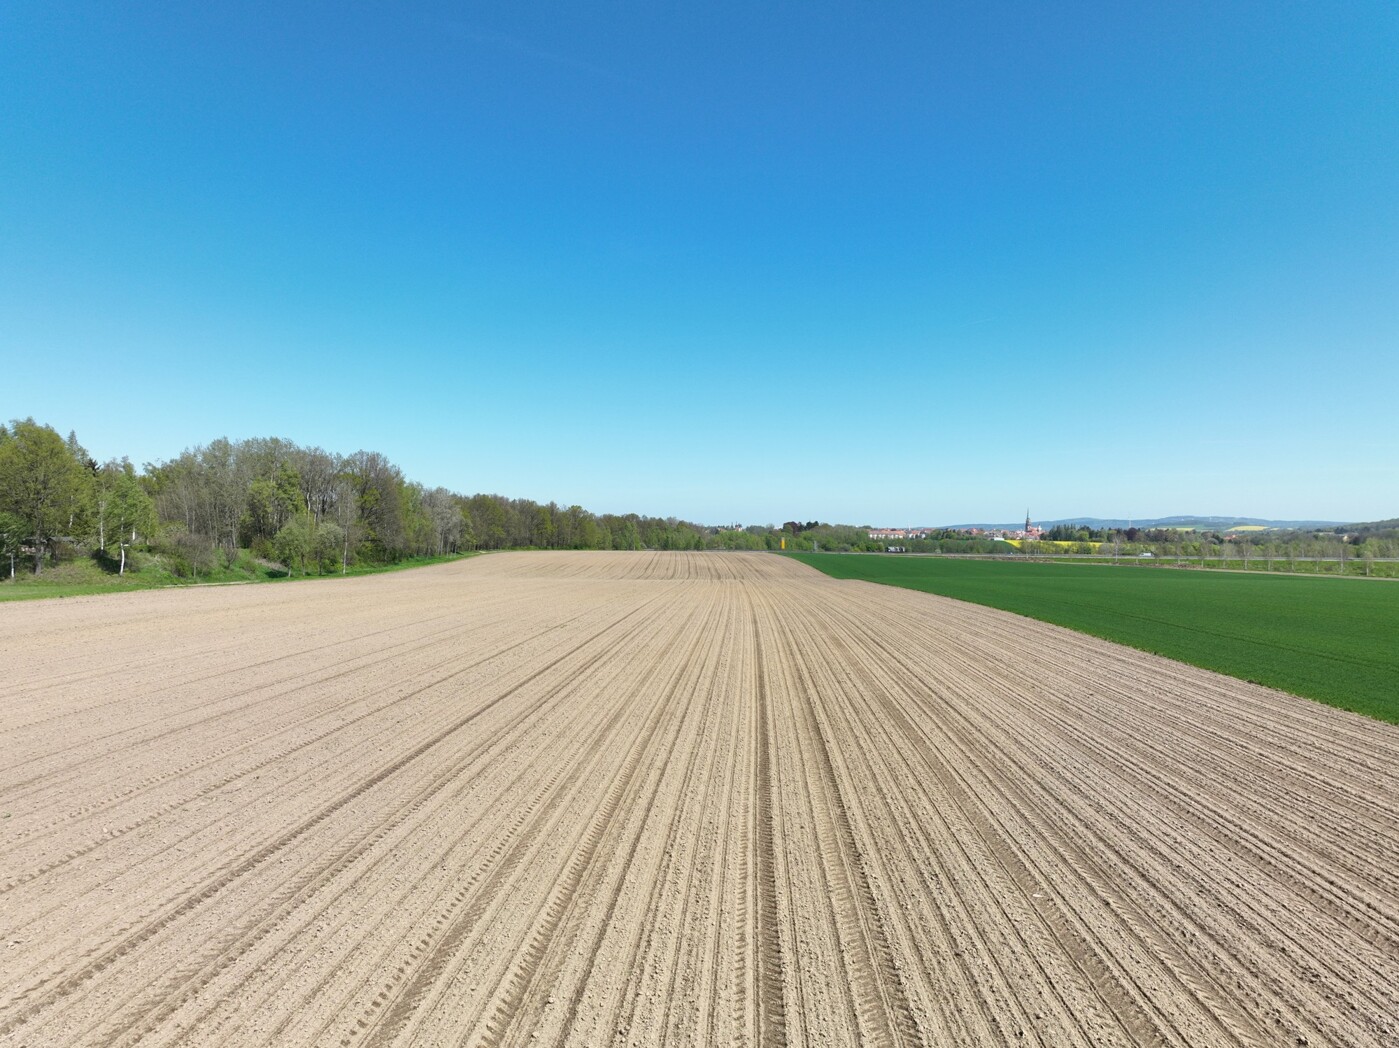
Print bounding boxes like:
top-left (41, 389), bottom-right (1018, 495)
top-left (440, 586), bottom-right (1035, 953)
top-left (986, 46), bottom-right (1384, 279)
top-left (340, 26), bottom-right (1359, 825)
top-left (274, 518), bottom-right (312, 576)
top-left (0, 419), bottom-right (88, 573)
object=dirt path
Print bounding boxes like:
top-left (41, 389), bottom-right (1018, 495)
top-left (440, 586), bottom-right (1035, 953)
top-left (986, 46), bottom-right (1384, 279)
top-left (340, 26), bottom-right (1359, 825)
top-left (2, 551), bottom-right (1396, 1046)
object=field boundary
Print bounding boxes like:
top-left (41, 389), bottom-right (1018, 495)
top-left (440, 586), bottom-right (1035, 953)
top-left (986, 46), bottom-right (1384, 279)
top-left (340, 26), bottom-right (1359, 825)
top-left (784, 551), bottom-right (1399, 724)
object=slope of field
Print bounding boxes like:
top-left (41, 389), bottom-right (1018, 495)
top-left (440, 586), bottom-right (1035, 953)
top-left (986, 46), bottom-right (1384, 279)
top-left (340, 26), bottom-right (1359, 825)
top-left (2, 551), bottom-right (1397, 1047)
top-left (788, 551), bottom-right (1399, 723)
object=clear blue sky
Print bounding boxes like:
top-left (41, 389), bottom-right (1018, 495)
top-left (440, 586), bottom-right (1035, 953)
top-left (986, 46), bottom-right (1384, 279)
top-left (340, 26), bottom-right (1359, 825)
top-left (4, 3), bottom-right (1396, 525)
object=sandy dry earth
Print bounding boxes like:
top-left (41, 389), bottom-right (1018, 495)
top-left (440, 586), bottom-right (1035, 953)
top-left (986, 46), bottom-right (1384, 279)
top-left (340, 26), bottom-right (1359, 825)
top-left (1, 551), bottom-right (1397, 1048)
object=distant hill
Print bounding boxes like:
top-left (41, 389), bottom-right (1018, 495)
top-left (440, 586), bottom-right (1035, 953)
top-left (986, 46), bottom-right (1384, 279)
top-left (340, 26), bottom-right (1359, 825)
top-left (1346, 517), bottom-right (1399, 537)
top-left (935, 515), bottom-right (1346, 532)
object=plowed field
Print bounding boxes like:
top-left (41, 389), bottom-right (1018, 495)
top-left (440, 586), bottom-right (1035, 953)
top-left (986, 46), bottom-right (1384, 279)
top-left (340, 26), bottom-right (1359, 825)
top-left (2, 551), bottom-right (1397, 1047)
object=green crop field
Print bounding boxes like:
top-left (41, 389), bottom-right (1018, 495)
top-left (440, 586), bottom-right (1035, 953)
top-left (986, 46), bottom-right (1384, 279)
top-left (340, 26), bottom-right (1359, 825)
top-left (787, 552), bottom-right (1399, 724)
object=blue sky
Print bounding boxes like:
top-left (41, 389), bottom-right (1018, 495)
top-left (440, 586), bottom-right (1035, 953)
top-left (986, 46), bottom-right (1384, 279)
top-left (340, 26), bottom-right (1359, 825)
top-left (4, 2), bottom-right (1396, 525)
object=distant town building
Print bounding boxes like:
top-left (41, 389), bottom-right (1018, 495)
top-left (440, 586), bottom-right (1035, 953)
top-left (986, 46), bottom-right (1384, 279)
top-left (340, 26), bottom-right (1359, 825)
top-left (868, 528), bottom-right (936, 540)
top-left (868, 516), bottom-right (1045, 542)
top-left (1015, 510), bottom-right (1045, 540)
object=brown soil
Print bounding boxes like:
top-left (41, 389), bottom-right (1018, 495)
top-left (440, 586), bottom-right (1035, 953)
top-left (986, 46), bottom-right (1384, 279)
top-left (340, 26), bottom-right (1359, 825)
top-left (2, 551), bottom-right (1396, 1046)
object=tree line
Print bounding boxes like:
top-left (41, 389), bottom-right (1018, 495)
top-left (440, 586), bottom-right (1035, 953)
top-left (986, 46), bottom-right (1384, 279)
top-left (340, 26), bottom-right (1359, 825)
top-left (775, 520), bottom-right (1399, 574)
top-left (6, 416), bottom-right (1391, 581)
top-left (0, 418), bottom-right (788, 579)
top-left (1033, 522), bottom-right (1399, 571)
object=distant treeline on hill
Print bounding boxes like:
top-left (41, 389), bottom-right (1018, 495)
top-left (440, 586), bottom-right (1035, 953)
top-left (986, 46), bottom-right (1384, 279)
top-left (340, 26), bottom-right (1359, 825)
top-left (4, 417), bottom-right (1394, 582)
top-left (806, 520), bottom-right (1398, 559)
top-left (1346, 518), bottom-right (1399, 539)
top-left (0, 418), bottom-right (796, 580)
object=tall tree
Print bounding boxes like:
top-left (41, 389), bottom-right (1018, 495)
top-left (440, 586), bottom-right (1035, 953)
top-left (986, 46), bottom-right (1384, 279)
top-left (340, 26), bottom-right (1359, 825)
top-left (242, 461), bottom-right (302, 548)
top-left (64, 429), bottom-right (97, 536)
top-left (467, 494), bottom-right (508, 549)
top-left (329, 473), bottom-right (362, 574)
top-left (295, 446), bottom-right (338, 522)
top-left (422, 487), bottom-right (463, 555)
top-left (0, 419), bottom-right (88, 573)
top-left (344, 450), bottom-right (406, 557)
top-left (0, 511), bottom-right (25, 578)
top-left (92, 460), bottom-right (121, 552)
top-left (109, 464), bottom-right (155, 574)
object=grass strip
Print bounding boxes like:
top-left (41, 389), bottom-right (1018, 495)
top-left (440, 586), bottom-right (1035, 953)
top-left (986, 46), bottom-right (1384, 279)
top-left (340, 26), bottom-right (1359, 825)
top-left (0, 551), bottom-right (477, 603)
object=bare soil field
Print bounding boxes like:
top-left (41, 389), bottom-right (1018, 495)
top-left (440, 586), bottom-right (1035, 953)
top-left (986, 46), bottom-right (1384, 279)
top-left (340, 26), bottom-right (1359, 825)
top-left (2, 551), bottom-right (1397, 1047)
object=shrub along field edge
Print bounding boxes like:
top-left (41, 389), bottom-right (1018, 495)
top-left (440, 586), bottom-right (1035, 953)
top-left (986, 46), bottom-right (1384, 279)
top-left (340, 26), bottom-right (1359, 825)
top-left (0, 550), bottom-right (476, 603)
